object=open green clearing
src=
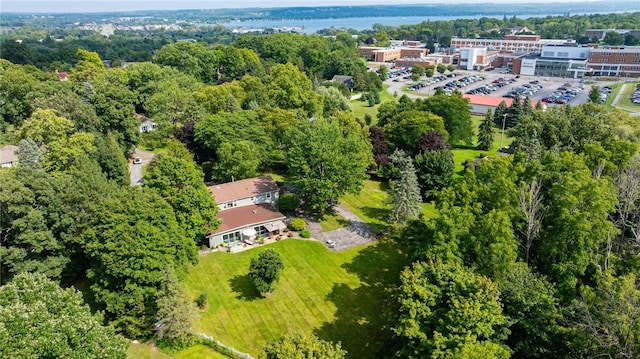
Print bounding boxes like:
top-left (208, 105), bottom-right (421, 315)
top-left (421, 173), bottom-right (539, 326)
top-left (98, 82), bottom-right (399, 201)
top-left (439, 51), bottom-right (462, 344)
top-left (184, 240), bottom-right (408, 359)
top-left (319, 211), bottom-right (350, 232)
top-left (451, 115), bottom-right (512, 173)
top-left (340, 179), bottom-right (391, 232)
top-left (350, 85), bottom-right (394, 126)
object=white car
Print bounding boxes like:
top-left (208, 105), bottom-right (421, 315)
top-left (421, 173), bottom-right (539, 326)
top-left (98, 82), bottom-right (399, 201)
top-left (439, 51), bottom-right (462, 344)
top-left (326, 240), bottom-right (336, 248)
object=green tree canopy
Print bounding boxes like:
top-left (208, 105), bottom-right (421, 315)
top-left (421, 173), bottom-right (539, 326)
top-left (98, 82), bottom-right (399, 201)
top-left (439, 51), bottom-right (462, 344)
top-left (260, 333), bottom-right (346, 359)
top-left (0, 272), bottom-right (128, 359)
top-left (394, 260), bottom-right (508, 358)
top-left (249, 249), bottom-right (285, 294)
top-left (144, 141), bottom-right (220, 243)
top-left (286, 117), bottom-right (371, 214)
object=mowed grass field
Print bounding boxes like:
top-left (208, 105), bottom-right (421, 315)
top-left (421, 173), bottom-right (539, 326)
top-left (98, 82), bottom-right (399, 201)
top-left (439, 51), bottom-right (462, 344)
top-left (340, 179), bottom-right (391, 232)
top-left (615, 82), bottom-right (640, 113)
top-left (184, 240), bottom-right (408, 359)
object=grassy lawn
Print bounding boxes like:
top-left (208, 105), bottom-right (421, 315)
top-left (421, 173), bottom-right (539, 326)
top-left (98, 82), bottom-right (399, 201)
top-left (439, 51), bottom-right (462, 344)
top-left (340, 179), bottom-right (391, 232)
top-left (185, 240), bottom-right (408, 359)
top-left (451, 115), bottom-right (512, 173)
top-left (614, 82), bottom-right (640, 113)
top-left (319, 211), bottom-right (350, 232)
top-left (127, 343), bottom-right (229, 359)
top-left (604, 83), bottom-right (622, 107)
top-left (350, 85), bottom-right (394, 126)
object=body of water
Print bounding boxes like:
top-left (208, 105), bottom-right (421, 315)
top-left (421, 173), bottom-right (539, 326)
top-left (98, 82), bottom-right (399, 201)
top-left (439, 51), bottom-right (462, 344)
top-left (220, 14), bottom-right (560, 34)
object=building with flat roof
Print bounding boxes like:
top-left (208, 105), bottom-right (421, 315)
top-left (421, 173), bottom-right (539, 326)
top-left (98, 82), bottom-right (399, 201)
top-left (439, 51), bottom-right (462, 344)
top-left (451, 35), bottom-right (574, 54)
top-left (588, 46), bottom-right (640, 78)
top-left (457, 47), bottom-right (500, 70)
top-left (358, 40), bottom-right (428, 62)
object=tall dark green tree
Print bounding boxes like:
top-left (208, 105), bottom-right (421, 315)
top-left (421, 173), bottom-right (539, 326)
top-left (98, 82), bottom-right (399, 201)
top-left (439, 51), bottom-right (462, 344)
top-left (478, 109), bottom-right (495, 151)
top-left (388, 150), bottom-right (423, 224)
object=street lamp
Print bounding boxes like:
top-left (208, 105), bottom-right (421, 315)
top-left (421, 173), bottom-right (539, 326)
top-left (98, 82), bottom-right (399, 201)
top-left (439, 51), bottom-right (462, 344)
top-left (500, 113), bottom-right (508, 150)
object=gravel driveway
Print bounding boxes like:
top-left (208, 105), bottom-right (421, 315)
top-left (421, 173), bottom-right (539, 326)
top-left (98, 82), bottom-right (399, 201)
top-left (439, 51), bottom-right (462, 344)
top-left (307, 205), bottom-right (378, 251)
top-left (129, 148), bottom-right (155, 186)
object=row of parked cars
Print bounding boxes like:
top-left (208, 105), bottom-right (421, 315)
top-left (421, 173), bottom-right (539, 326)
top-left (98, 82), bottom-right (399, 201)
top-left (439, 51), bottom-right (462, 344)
top-left (632, 83), bottom-right (640, 105)
top-left (432, 75), bottom-right (486, 92)
top-left (541, 82), bottom-right (584, 104)
top-left (466, 78), bottom-right (517, 95)
top-left (407, 74), bottom-right (458, 91)
top-left (504, 80), bottom-right (543, 98)
top-left (386, 68), bottom-right (410, 79)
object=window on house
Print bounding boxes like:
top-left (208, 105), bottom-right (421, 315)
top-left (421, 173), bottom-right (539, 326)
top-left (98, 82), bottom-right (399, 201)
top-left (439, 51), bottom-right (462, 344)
top-left (266, 193), bottom-right (272, 199)
top-left (141, 126), bottom-right (147, 132)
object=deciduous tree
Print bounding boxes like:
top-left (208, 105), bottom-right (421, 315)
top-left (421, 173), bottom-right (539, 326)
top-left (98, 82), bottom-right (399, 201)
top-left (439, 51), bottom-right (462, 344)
top-left (260, 333), bottom-right (346, 359)
top-left (249, 249), bottom-right (285, 295)
top-left (286, 118), bottom-right (370, 214)
top-left (394, 260), bottom-right (508, 358)
top-left (0, 273), bottom-right (128, 359)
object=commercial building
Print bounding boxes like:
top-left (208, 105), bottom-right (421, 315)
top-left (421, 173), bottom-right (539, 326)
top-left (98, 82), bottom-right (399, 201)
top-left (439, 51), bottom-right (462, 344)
top-left (588, 46), bottom-right (640, 78)
top-left (450, 35), bottom-right (573, 54)
top-left (358, 40), bottom-right (428, 62)
top-left (457, 47), bottom-right (500, 70)
top-left (512, 44), bottom-right (592, 78)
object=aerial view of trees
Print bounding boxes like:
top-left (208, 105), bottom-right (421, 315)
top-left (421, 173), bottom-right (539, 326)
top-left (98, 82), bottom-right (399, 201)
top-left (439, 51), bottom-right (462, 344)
top-left (1, 8), bottom-right (640, 359)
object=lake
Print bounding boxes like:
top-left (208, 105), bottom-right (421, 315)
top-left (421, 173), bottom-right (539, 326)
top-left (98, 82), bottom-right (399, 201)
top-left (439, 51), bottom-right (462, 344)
top-left (219, 14), bottom-right (568, 34)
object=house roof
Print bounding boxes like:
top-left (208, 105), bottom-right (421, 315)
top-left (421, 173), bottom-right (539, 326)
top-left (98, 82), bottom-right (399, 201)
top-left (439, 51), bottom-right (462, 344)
top-left (208, 176), bottom-right (278, 203)
top-left (331, 75), bottom-right (354, 84)
top-left (463, 94), bottom-right (543, 109)
top-left (135, 114), bottom-right (156, 124)
top-left (0, 145), bottom-right (19, 164)
top-left (208, 203), bottom-right (286, 235)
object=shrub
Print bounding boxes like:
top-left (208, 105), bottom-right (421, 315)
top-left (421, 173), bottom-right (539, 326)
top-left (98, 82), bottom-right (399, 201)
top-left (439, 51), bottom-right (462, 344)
top-left (300, 229), bottom-right (311, 238)
top-left (279, 193), bottom-right (301, 212)
top-left (195, 292), bottom-right (208, 309)
top-left (289, 217), bottom-right (306, 231)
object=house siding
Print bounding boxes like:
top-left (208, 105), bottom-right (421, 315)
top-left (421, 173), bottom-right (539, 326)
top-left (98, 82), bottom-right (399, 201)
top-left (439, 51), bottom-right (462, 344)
top-left (218, 190), bottom-right (279, 211)
top-left (207, 218), bottom-right (284, 248)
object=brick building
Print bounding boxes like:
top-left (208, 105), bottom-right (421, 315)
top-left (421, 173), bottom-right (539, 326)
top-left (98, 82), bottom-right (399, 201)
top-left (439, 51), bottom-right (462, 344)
top-left (588, 46), bottom-right (640, 78)
top-left (450, 35), bottom-right (573, 54)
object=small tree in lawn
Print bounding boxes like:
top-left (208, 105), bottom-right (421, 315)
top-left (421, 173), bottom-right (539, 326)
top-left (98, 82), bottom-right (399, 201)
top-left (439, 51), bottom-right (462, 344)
top-left (478, 109), bottom-right (495, 151)
top-left (589, 85), bottom-right (602, 104)
top-left (249, 249), bottom-right (285, 295)
top-left (388, 149), bottom-right (423, 224)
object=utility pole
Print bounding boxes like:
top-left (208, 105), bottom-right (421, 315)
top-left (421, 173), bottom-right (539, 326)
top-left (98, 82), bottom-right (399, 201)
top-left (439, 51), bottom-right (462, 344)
top-left (500, 113), bottom-right (508, 150)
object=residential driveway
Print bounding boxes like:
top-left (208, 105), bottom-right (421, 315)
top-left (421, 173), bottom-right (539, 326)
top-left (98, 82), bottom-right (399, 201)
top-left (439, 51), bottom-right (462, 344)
top-left (129, 148), bottom-right (155, 186)
top-left (307, 205), bottom-right (377, 251)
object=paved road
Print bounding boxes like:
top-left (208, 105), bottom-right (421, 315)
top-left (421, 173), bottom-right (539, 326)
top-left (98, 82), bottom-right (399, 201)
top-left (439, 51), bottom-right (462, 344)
top-left (129, 148), bottom-right (155, 186)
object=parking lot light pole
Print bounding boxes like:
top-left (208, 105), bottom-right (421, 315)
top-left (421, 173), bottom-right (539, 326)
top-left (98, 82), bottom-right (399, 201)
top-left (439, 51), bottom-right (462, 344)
top-left (500, 113), bottom-right (507, 150)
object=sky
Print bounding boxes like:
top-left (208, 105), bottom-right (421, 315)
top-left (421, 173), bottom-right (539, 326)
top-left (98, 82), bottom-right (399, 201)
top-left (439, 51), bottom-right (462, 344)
top-left (1, 0), bottom-right (596, 13)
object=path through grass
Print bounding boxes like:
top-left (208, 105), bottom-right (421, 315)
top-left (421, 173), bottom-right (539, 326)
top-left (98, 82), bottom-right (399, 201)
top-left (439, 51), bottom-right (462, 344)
top-left (185, 240), bottom-right (407, 359)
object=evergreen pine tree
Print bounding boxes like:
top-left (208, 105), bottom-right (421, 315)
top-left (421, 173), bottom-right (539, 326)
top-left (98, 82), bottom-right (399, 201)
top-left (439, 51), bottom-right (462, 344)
top-left (478, 109), bottom-right (495, 151)
top-left (388, 149), bottom-right (423, 224)
top-left (155, 266), bottom-right (199, 346)
top-left (493, 100), bottom-right (508, 127)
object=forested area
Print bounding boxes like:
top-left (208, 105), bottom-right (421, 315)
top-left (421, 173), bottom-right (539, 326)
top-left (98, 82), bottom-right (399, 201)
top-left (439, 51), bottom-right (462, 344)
top-left (2, 11), bottom-right (639, 72)
top-left (1, 21), bottom-right (640, 358)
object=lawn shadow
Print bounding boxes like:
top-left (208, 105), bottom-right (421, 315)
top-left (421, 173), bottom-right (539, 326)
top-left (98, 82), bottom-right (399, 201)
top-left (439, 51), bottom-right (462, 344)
top-left (359, 206), bottom-right (390, 232)
top-left (313, 242), bottom-right (408, 358)
top-left (229, 274), bottom-right (262, 301)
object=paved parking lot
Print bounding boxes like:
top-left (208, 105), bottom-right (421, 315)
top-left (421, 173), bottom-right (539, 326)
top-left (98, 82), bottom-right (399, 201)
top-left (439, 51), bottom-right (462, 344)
top-left (386, 68), bottom-right (621, 107)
